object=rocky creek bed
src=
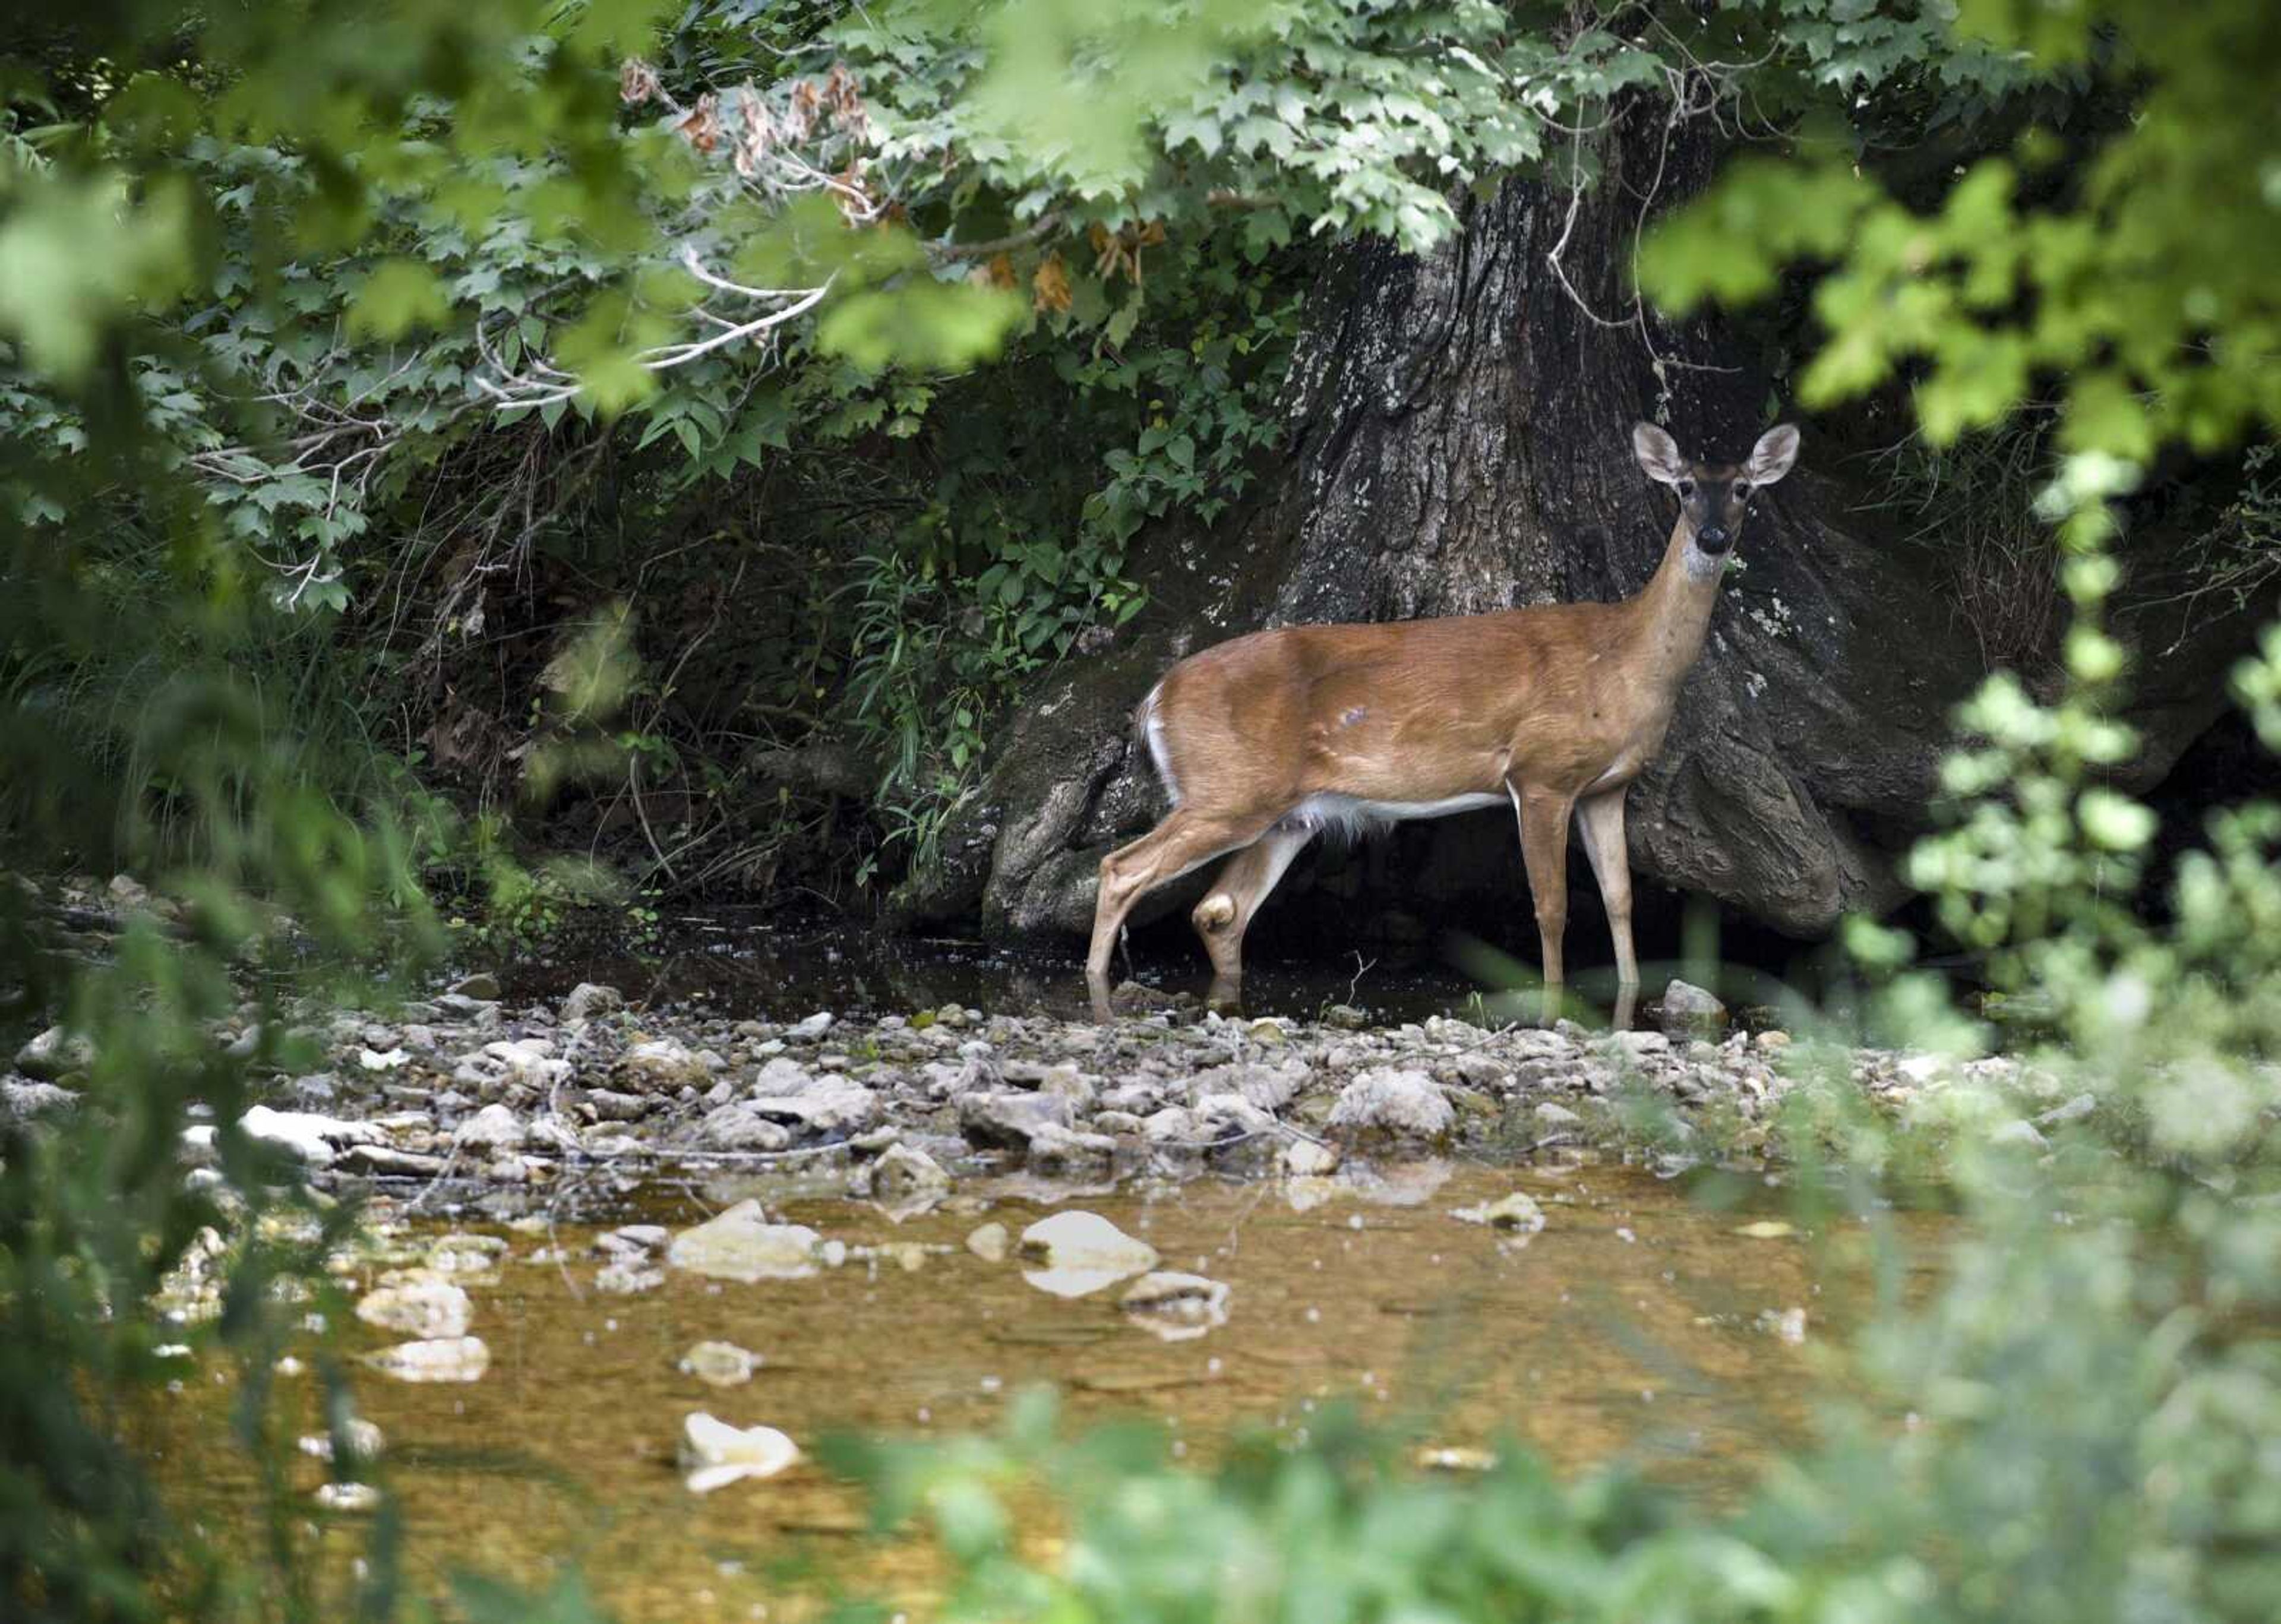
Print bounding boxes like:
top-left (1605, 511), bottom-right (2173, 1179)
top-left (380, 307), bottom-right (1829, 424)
top-left (7, 972), bottom-right (2061, 1211)
top-left (4, 956), bottom-right (2081, 1215)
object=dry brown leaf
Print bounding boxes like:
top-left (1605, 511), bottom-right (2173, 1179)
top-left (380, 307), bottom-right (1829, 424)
top-left (1032, 252), bottom-right (1073, 315)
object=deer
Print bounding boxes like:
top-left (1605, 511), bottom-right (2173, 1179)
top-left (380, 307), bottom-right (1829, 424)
top-left (1083, 420), bottom-right (1802, 1019)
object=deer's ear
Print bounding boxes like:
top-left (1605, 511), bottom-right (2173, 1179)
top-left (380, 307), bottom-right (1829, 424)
top-left (1746, 424), bottom-right (1801, 485)
top-left (1632, 422), bottom-right (1688, 486)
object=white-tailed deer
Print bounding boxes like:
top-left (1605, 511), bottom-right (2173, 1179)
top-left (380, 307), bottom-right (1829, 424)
top-left (1085, 421), bottom-right (1802, 1016)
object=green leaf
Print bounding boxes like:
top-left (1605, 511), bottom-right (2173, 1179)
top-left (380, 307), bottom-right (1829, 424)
top-left (347, 260), bottom-right (451, 341)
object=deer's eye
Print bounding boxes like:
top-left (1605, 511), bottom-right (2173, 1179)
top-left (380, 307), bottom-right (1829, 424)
top-left (1677, 479), bottom-right (1696, 498)
top-left (1735, 482), bottom-right (1752, 503)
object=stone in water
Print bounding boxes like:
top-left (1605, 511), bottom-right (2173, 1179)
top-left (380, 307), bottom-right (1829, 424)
top-left (680, 1341), bottom-right (760, 1386)
top-left (1119, 1272), bottom-right (1231, 1342)
top-left (364, 1335), bottom-right (489, 1383)
top-left (680, 1412), bottom-right (799, 1493)
top-left (667, 1200), bottom-right (823, 1282)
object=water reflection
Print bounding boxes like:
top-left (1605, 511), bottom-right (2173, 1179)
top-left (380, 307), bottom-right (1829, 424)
top-left (162, 1161), bottom-right (1915, 1622)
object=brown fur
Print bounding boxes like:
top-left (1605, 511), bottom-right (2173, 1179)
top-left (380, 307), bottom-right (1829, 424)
top-left (1084, 423), bottom-right (1801, 1015)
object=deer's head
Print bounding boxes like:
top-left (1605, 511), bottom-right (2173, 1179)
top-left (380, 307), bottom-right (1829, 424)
top-left (1632, 422), bottom-right (1800, 559)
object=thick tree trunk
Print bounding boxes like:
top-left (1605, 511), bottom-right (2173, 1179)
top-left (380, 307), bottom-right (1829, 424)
top-left (890, 112), bottom-right (2259, 965)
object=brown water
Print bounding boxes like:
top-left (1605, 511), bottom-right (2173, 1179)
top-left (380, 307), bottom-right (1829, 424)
top-left (160, 1161), bottom-right (1924, 1621)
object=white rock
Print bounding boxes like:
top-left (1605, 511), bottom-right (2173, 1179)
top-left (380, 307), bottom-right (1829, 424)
top-left (356, 1275), bottom-right (472, 1339)
top-left (236, 1105), bottom-right (381, 1167)
top-left (666, 1200), bottom-right (823, 1282)
top-left (1756, 1306), bottom-right (1808, 1344)
top-left (1017, 1211), bottom-right (1158, 1297)
top-left (1895, 1053), bottom-right (1947, 1086)
top-left (680, 1341), bottom-right (760, 1386)
top-left (363, 1335), bottom-right (489, 1383)
top-left (680, 1412), bottom-right (799, 1493)
top-left (1327, 1069), bottom-right (1455, 1139)
top-left (965, 1221), bottom-right (1009, 1263)
top-left (314, 1482), bottom-right (383, 1512)
top-left (453, 1103), bottom-right (526, 1151)
top-left (357, 1047), bottom-right (410, 1072)
top-left (743, 1076), bottom-right (878, 1140)
top-left (1281, 1138), bottom-right (1340, 1176)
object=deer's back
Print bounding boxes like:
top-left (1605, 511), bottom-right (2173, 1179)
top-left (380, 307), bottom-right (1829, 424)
top-left (1145, 604), bottom-right (1643, 813)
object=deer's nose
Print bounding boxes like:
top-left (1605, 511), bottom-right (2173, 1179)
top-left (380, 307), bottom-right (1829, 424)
top-left (1697, 525), bottom-right (1731, 552)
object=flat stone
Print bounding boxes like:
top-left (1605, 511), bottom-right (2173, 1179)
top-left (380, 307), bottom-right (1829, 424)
top-left (1186, 1059), bottom-right (1309, 1112)
top-left (364, 1335), bottom-right (489, 1383)
top-left (680, 1412), bottom-right (799, 1493)
top-left (236, 1106), bottom-right (382, 1168)
top-left (334, 1144), bottom-right (447, 1177)
top-left (356, 1277), bottom-right (472, 1339)
top-left (744, 1077), bottom-right (877, 1141)
top-left (1018, 1211), bottom-right (1158, 1277)
top-left (958, 1090), bottom-right (1073, 1150)
top-left (695, 1104), bottom-right (794, 1152)
top-left (667, 1200), bottom-right (823, 1282)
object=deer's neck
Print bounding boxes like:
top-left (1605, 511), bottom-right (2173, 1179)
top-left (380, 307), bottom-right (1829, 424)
top-left (1628, 513), bottom-right (1726, 694)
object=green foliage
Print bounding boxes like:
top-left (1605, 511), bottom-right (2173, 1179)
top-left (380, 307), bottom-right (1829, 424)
top-left (1645, 0), bottom-right (2281, 463)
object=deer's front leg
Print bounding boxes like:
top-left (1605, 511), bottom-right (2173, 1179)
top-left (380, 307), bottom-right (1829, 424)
top-left (1510, 782), bottom-right (1575, 996)
top-left (1575, 789), bottom-right (1638, 990)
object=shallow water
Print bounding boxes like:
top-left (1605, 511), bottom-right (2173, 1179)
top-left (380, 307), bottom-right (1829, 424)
top-left (498, 914), bottom-right (1767, 1029)
top-left (165, 1161), bottom-right (1927, 1621)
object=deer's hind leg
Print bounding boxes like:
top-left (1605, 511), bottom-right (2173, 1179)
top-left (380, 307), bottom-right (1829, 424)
top-left (1086, 808), bottom-right (1268, 1016)
top-left (1192, 820), bottom-right (1316, 1007)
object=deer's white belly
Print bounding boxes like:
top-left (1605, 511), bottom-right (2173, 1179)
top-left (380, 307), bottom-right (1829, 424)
top-left (1282, 791), bottom-right (1506, 837)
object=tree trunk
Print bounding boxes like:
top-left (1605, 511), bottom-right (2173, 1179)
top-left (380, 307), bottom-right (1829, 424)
top-left (889, 110), bottom-right (2261, 967)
